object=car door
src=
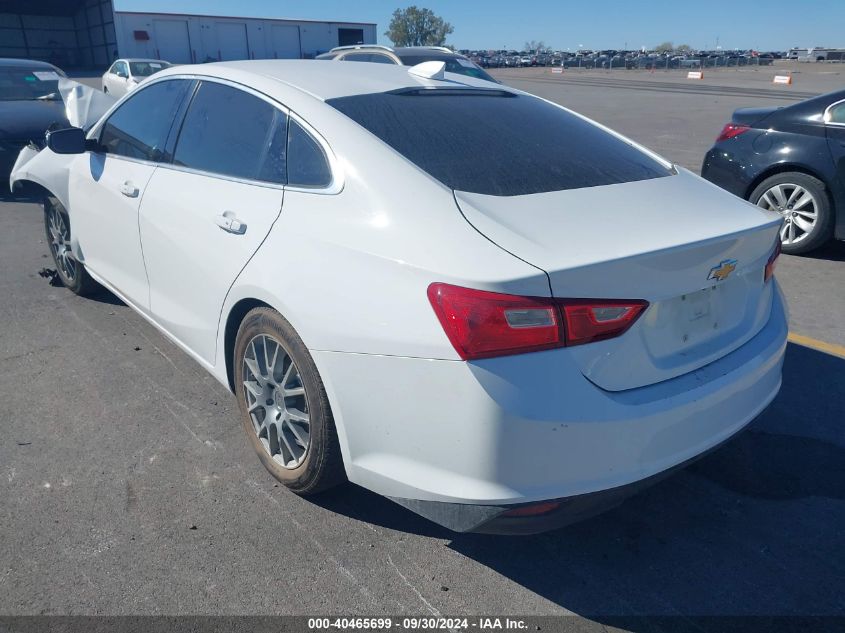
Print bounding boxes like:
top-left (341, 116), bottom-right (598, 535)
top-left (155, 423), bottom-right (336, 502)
top-left (70, 78), bottom-right (193, 310)
top-left (108, 61), bottom-right (129, 96)
top-left (825, 98), bottom-right (845, 236)
top-left (138, 79), bottom-right (288, 363)
top-left (825, 99), bottom-right (845, 182)
top-left (104, 62), bottom-right (118, 92)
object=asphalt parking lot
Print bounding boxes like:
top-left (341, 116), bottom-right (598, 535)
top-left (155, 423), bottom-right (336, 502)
top-left (1, 68), bottom-right (844, 625)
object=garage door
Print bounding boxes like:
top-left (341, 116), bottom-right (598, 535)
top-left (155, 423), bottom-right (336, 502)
top-left (215, 22), bottom-right (249, 60)
top-left (271, 24), bottom-right (300, 59)
top-left (153, 19), bottom-right (192, 63)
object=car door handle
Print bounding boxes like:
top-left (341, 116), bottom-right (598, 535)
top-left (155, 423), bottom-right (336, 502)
top-left (214, 211), bottom-right (247, 235)
top-left (120, 181), bottom-right (139, 197)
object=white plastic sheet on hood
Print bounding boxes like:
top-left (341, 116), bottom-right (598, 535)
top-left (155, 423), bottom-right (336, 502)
top-left (58, 78), bottom-right (117, 130)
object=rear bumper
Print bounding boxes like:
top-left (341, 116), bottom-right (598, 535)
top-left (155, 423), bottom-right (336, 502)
top-left (701, 146), bottom-right (755, 198)
top-left (391, 428), bottom-right (752, 535)
top-left (312, 283), bottom-right (787, 533)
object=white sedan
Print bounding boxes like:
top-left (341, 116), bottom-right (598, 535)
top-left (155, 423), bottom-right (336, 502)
top-left (101, 58), bottom-right (171, 97)
top-left (11, 60), bottom-right (787, 534)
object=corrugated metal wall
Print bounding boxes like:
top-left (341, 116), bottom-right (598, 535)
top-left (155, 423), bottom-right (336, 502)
top-left (114, 12), bottom-right (377, 63)
top-left (0, 0), bottom-right (117, 68)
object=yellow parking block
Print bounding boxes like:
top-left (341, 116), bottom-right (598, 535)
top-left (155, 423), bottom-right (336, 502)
top-left (788, 332), bottom-right (845, 360)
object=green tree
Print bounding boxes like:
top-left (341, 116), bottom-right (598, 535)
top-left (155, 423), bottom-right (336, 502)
top-left (385, 6), bottom-right (454, 47)
top-left (676, 43), bottom-right (693, 55)
top-left (654, 41), bottom-right (674, 54)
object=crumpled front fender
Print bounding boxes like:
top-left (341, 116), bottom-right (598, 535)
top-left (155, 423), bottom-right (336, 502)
top-left (10, 144), bottom-right (74, 210)
top-left (10, 79), bottom-right (116, 208)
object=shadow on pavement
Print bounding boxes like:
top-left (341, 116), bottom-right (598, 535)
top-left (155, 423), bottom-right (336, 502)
top-left (317, 343), bottom-right (845, 621)
top-left (798, 239), bottom-right (845, 263)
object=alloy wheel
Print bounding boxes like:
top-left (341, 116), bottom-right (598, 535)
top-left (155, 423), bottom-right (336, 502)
top-left (756, 183), bottom-right (818, 246)
top-left (47, 204), bottom-right (77, 282)
top-left (241, 334), bottom-right (311, 469)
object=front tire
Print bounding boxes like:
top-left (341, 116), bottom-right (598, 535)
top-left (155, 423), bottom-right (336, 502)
top-left (234, 308), bottom-right (345, 494)
top-left (750, 172), bottom-right (833, 255)
top-left (44, 197), bottom-right (99, 296)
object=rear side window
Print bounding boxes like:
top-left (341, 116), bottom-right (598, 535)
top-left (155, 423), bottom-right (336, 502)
top-left (327, 90), bottom-right (670, 196)
top-left (173, 81), bottom-right (287, 184)
top-left (287, 120), bottom-right (332, 188)
top-left (342, 53), bottom-right (390, 63)
top-left (99, 79), bottom-right (190, 161)
top-left (828, 102), bottom-right (845, 124)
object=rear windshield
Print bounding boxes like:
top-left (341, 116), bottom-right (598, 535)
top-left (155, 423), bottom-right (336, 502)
top-left (327, 89), bottom-right (669, 196)
top-left (398, 55), bottom-right (496, 82)
top-left (129, 61), bottom-right (169, 77)
top-left (0, 67), bottom-right (62, 101)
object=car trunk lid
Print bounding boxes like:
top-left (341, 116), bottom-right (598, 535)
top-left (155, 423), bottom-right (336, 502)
top-left (732, 106), bottom-right (780, 127)
top-left (454, 169), bottom-right (782, 391)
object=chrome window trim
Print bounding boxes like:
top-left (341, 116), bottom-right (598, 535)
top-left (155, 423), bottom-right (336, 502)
top-left (823, 98), bottom-right (845, 127)
top-left (89, 73), bottom-right (343, 194)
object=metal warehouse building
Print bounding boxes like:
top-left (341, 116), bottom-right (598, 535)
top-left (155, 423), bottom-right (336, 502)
top-left (114, 12), bottom-right (376, 63)
top-left (0, 0), bottom-right (376, 68)
top-left (0, 0), bottom-right (117, 68)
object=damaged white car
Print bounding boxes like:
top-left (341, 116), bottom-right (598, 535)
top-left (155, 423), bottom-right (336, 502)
top-left (11, 61), bottom-right (787, 534)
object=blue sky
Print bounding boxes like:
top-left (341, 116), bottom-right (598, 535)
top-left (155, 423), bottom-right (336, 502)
top-left (113, 0), bottom-right (843, 51)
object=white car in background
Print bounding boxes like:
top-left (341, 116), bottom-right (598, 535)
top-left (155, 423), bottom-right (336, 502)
top-left (101, 58), bottom-right (171, 97)
top-left (11, 60), bottom-right (787, 534)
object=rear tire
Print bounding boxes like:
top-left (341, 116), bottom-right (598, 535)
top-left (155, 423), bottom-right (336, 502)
top-left (749, 172), bottom-right (833, 255)
top-left (234, 307), bottom-right (345, 495)
top-left (43, 197), bottom-right (100, 297)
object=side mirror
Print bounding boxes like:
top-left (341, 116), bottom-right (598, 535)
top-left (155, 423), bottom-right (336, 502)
top-left (46, 127), bottom-right (87, 155)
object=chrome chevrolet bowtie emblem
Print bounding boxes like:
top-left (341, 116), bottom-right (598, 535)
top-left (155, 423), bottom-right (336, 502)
top-left (707, 259), bottom-right (737, 282)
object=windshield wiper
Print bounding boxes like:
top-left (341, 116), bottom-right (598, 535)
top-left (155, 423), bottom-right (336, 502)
top-left (35, 93), bottom-right (60, 101)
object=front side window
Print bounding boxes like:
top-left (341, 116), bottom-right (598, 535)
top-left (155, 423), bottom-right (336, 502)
top-left (99, 79), bottom-right (190, 161)
top-left (173, 81), bottom-right (288, 184)
top-left (328, 89), bottom-right (669, 196)
top-left (129, 61), bottom-right (170, 77)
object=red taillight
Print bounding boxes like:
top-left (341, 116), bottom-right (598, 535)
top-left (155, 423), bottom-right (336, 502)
top-left (427, 284), bottom-right (562, 360)
top-left (716, 123), bottom-right (751, 142)
top-left (427, 283), bottom-right (648, 360)
top-left (764, 240), bottom-right (781, 283)
top-left (561, 299), bottom-right (649, 346)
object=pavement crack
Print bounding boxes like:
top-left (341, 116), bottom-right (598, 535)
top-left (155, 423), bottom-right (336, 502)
top-left (387, 553), bottom-right (442, 617)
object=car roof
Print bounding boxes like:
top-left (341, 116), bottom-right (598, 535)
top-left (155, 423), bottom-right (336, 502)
top-left (329, 45), bottom-right (463, 58)
top-left (154, 59), bottom-right (505, 102)
top-left (393, 47), bottom-right (460, 55)
top-left (0, 58), bottom-right (59, 69)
